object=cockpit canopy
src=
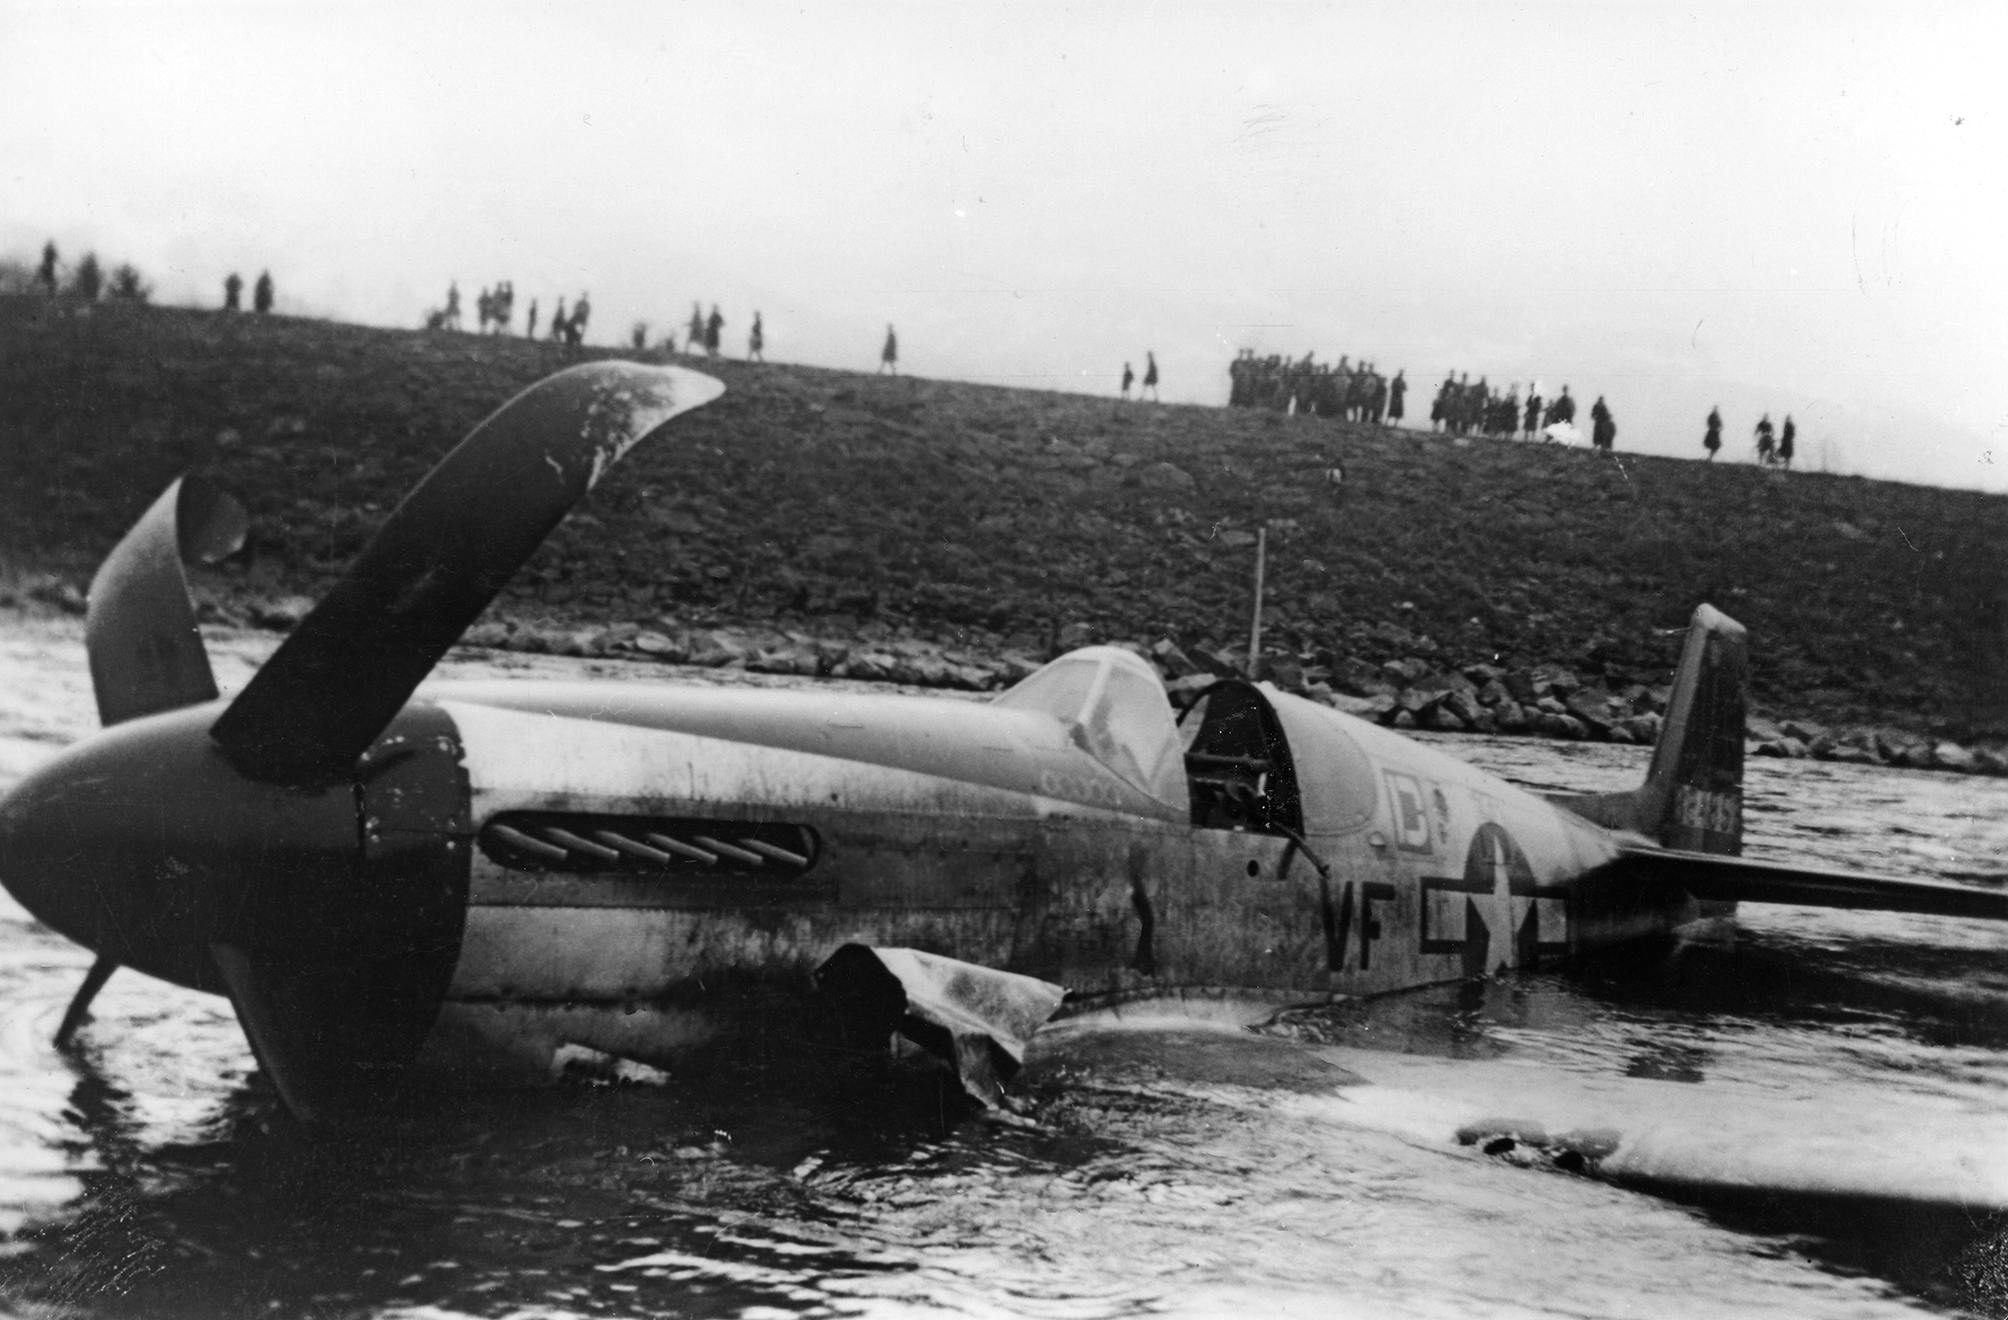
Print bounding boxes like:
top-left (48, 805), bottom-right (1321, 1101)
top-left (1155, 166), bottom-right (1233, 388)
top-left (995, 646), bottom-right (1383, 836)
top-left (993, 647), bottom-right (1186, 812)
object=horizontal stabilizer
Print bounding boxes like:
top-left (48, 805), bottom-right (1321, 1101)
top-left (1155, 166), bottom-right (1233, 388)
top-left (1616, 846), bottom-right (2008, 921)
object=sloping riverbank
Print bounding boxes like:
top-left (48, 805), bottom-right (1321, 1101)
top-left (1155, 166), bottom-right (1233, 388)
top-left (3, 295), bottom-right (2004, 767)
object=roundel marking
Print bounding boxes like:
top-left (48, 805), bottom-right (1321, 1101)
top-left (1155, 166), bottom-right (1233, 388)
top-left (1419, 822), bottom-right (1571, 976)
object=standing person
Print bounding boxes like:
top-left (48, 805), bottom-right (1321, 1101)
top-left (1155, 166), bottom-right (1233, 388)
top-left (526, 299), bottom-right (539, 340)
top-left (1523, 387), bottom-right (1542, 439)
top-left (223, 272), bottom-right (243, 311)
top-left (550, 297), bottom-right (567, 341)
top-left (1141, 350), bottom-right (1160, 401)
top-left (1590, 395), bottom-right (1615, 451)
top-left (879, 324), bottom-right (898, 374)
top-left (571, 291), bottom-right (592, 344)
top-left (444, 282), bottom-right (461, 330)
top-left (705, 304), bottom-right (723, 357)
top-left (1779, 415), bottom-right (1796, 469)
top-left (1755, 414), bottom-right (1775, 465)
top-left (253, 271), bottom-right (274, 314)
top-left (36, 241), bottom-right (58, 295)
top-left (748, 311), bottom-right (764, 362)
top-left (1704, 407), bottom-right (1723, 460)
top-left (1121, 361), bottom-right (1134, 399)
top-left (688, 303), bottom-right (706, 354)
top-left (1388, 369), bottom-right (1407, 425)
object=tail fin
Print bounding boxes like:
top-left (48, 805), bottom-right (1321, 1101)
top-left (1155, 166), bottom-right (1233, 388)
top-left (1564, 605), bottom-right (1746, 855)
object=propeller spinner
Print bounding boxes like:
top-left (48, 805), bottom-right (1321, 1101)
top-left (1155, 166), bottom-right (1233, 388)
top-left (0, 362), bottom-right (725, 1117)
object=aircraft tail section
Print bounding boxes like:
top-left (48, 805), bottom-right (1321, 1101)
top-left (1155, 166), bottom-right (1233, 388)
top-left (1562, 605), bottom-right (1746, 855)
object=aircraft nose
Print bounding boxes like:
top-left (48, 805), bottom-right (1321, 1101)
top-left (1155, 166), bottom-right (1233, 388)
top-left (0, 703), bottom-right (358, 990)
top-left (3, 701), bottom-right (471, 1112)
top-left (0, 738), bottom-right (133, 956)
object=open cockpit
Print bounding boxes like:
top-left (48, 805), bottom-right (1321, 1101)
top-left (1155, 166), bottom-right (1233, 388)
top-left (994, 646), bottom-right (1329, 837)
top-left (1177, 681), bottom-right (1305, 837)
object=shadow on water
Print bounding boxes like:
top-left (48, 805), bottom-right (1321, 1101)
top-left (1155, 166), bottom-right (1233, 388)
top-left (1570, 921), bottom-right (2008, 1052)
top-left (0, 1030), bottom-right (1049, 1320)
top-left (1261, 929), bottom-right (2008, 1318)
top-left (1630, 1185), bottom-right (2008, 1318)
top-left (1582, 931), bottom-right (2008, 1315)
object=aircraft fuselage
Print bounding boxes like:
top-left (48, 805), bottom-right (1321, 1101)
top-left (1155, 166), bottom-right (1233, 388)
top-left (0, 653), bottom-right (1701, 1087)
top-left (408, 672), bottom-right (1680, 1077)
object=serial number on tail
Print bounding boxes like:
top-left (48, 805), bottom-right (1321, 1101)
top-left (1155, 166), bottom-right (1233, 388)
top-left (1673, 786), bottom-right (1741, 836)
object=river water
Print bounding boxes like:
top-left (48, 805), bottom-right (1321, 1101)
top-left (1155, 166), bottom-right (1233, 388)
top-left (0, 615), bottom-right (2003, 1319)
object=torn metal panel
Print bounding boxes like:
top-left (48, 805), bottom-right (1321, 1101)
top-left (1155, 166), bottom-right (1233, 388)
top-left (814, 944), bottom-right (1065, 1108)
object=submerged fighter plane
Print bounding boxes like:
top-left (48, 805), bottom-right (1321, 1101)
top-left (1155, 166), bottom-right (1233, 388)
top-left (2, 361), bottom-right (2002, 1119)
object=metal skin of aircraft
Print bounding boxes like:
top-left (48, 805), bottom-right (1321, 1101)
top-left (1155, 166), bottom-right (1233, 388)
top-left (1, 361), bottom-right (2002, 1122)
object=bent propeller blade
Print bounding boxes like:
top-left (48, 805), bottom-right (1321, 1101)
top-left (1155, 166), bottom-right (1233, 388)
top-left (209, 362), bottom-right (724, 785)
top-left (209, 943), bottom-right (337, 1123)
top-left (86, 476), bottom-right (247, 728)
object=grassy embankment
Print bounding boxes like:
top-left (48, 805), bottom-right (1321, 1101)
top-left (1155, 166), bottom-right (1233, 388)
top-left (2, 295), bottom-right (2004, 751)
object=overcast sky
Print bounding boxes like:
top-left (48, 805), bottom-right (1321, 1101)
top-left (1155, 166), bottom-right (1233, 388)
top-left (5, 1), bottom-right (2005, 490)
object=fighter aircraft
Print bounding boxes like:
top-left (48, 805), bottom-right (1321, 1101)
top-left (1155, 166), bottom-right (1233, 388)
top-left (2, 360), bottom-right (2001, 1120)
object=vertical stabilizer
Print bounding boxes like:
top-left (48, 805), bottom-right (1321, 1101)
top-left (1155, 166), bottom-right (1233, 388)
top-left (1562, 605), bottom-right (1746, 854)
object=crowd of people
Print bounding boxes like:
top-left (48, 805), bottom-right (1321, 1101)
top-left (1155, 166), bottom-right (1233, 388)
top-left (410, 286), bottom-right (895, 373)
top-left (1428, 374), bottom-right (1623, 450)
top-left (1232, 349), bottom-right (1813, 470)
top-left (7, 236), bottom-right (1825, 475)
top-left (1227, 346), bottom-right (1825, 471)
top-left (1226, 351), bottom-right (1642, 453)
top-left (366, 271), bottom-right (898, 372)
top-left (410, 286), bottom-right (783, 361)
top-left (1707, 408), bottom-right (1798, 468)
top-left (1429, 373), bottom-right (1562, 438)
top-left (34, 234), bottom-right (1796, 470)
top-left (1227, 351), bottom-right (1402, 422)
top-left (62, 236), bottom-right (1812, 475)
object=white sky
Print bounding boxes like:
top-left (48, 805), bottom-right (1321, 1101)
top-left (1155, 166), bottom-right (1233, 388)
top-left (5, 1), bottom-right (2006, 489)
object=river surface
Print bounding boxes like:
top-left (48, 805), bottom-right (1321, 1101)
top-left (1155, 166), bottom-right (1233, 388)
top-left (0, 615), bottom-right (2004, 1319)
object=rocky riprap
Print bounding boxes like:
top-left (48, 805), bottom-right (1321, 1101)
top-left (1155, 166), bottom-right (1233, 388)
top-left (19, 568), bottom-right (1994, 775)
